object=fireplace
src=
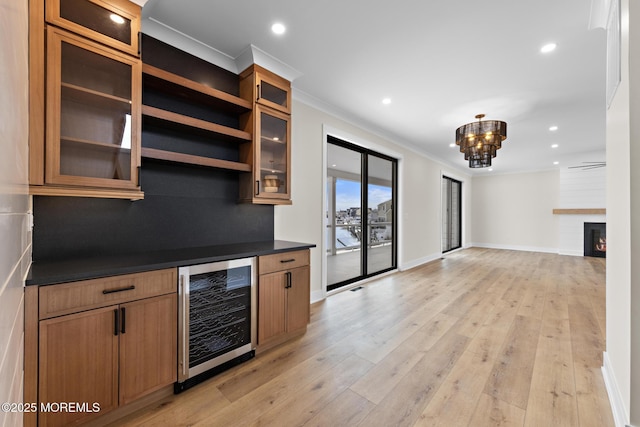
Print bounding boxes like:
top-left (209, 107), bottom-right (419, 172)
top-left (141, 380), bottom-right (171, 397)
top-left (584, 222), bottom-right (606, 258)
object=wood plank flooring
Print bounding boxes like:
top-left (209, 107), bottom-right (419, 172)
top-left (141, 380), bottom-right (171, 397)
top-left (113, 248), bottom-right (613, 427)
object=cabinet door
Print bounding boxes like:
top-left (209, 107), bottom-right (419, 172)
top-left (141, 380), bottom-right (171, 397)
top-left (258, 271), bottom-right (287, 344)
top-left (119, 294), bottom-right (177, 405)
top-left (256, 72), bottom-right (291, 114)
top-left (46, 26), bottom-right (141, 191)
top-left (46, 0), bottom-right (140, 56)
top-left (255, 105), bottom-right (291, 201)
top-left (39, 306), bottom-right (119, 427)
top-left (287, 266), bottom-right (311, 333)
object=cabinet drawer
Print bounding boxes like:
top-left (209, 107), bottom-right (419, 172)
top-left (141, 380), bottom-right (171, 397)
top-left (259, 250), bottom-right (309, 275)
top-left (39, 268), bottom-right (177, 319)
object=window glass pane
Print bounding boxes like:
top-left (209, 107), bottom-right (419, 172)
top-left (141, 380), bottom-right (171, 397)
top-left (367, 155), bottom-right (394, 274)
top-left (326, 143), bottom-right (362, 286)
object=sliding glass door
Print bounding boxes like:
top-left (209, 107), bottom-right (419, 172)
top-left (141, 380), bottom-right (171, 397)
top-left (326, 136), bottom-right (397, 291)
top-left (442, 176), bottom-right (462, 253)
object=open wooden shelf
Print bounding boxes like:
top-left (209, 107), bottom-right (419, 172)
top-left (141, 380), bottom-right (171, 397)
top-left (141, 147), bottom-right (251, 172)
top-left (142, 64), bottom-right (251, 114)
top-left (141, 105), bottom-right (251, 142)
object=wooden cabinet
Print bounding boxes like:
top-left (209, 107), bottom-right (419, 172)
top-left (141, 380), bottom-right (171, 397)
top-left (44, 26), bottom-right (141, 194)
top-left (257, 250), bottom-right (310, 350)
top-left (39, 306), bottom-right (119, 426)
top-left (36, 269), bottom-right (177, 426)
top-left (245, 66), bottom-right (291, 114)
top-left (240, 65), bottom-right (292, 205)
top-left (45, 0), bottom-right (141, 56)
top-left (30, 0), bottom-right (143, 200)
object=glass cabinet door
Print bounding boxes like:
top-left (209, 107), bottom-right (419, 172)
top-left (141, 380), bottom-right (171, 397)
top-left (46, 26), bottom-right (141, 190)
top-left (255, 105), bottom-right (290, 199)
top-left (46, 0), bottom-right (140, 56)
top-left (255, 72), bottom-right (291, 114)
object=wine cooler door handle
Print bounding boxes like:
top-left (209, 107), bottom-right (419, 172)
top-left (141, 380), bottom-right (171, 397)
top-left (180, 275), bottom-right (189, 379)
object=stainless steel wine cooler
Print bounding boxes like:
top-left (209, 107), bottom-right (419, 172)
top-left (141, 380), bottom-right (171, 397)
top-left (177, 257), bottom-right (256, 391)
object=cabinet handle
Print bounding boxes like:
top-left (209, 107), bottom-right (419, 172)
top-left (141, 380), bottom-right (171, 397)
top-left (285, 271), bottom-right (292, 289)
top-left (280, 258), bottom-right (295, 263)
top-left (102, 285), bottom-right (135, 295)
top-left (114, 309), bottom-right (119, 336)
top-left (255, 180), bottom-right (260, 196)
top-left (257, 83), bottom-right (261, 102)
top-left (121, 307), bottom-right (126, 334)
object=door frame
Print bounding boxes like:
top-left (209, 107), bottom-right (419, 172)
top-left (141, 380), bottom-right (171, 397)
top-left (440, 170), bottom-right (467, 254)
top-left (322, 125), bottom-right (403, 296)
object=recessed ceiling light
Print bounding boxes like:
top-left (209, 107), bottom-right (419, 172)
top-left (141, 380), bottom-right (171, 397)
top-left (541, 43), bottom-right (557, 53)
top-left (271, 23), bottom-right (286, 35)
top-left (551, 144), bottom-right (559, 148)
top-left (332, 164), bottom-right (337, 167)
top-left (553, 161), bottom-right (559, 165)
top-left (382, 98), bottom-right (391, 105)
top-left (549, 125), bottom-right (558, 131)
top-left (110, 14), bottom-right (125, 24)
top-left (449, 143), bottom-right (456, 148)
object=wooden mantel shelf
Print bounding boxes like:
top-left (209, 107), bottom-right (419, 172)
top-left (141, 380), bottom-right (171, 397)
top-left (552, 208), bottom-right (606, 215)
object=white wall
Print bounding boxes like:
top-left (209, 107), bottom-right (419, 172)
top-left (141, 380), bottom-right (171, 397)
top-left (603, 0), bottom-right (633, 424)
top-left (274, 99), bottom-right (471, 300)
top-left (0, 0), bottom-right (31, 425)
top-left (630, 0), bottom-right (640, 421)
top-left (470, 170), bottom-right (560, 253)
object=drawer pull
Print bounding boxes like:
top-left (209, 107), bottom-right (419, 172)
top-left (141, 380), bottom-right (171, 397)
top-left (280, 259), bottom-right (296, 263)
top-left (102, 285), bottom-right (136, 295)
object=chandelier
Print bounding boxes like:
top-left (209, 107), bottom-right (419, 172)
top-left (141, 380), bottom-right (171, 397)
top-left (455, 114), bottom-right (507, 168)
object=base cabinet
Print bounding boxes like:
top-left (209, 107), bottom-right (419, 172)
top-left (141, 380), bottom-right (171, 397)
top-left (34, 269), bottom-right (177, 426)
top-left (39, 306), bottom-right (119, 426)
top-left (257, 250), bottom-right (310, 350)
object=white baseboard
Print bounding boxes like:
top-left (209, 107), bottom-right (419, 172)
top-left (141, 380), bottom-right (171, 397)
top-left (558, 249), bottom-right (584, 256)
top-left (399, 252), bottom-right (442, 271)
top-left (470, 242), bottom-right (559, 254)
top-left (310, 289), bottom-right (324, 304)
top-left (602, 351), bottom-right (630, 427)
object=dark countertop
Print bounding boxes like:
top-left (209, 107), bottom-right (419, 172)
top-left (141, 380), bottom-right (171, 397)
top-left (27, 240), bottom-right (315, 286)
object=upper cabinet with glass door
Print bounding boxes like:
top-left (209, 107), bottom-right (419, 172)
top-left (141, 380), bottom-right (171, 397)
top-left (44, 26), bottom-right (142, 196)
top-left (45, 0), bottom-right (141, 56)
top-left (240, 64), bottom-right (291, 114)
top-left (239, 65), bottom-right (292, 204)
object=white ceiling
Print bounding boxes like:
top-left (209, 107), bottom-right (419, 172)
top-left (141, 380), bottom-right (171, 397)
top-left (141, 0), bottom-right (607, 175)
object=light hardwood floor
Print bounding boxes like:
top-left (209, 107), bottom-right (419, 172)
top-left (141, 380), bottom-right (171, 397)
top-left (114, 248), bottom-right (613, 426)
